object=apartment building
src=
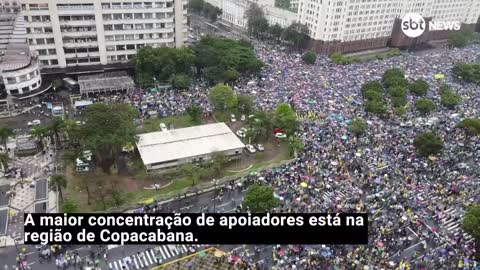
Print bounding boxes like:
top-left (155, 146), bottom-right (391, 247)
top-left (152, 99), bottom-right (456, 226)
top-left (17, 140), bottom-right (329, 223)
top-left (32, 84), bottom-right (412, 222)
top-left (297, 0), bottom-right (480, 54)
top-left (20, 0), bottom-right (188, 69)
top-left (0, 13), bottom-right (43, 98)
top-left (0, 1), bottom-right (21, 13)
top-left (205, 0), bottom-right (296, 28)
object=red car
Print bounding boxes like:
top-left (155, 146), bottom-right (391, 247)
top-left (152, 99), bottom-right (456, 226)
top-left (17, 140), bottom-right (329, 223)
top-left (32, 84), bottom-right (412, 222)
top-left (273, 128), bottom-right (286, 134)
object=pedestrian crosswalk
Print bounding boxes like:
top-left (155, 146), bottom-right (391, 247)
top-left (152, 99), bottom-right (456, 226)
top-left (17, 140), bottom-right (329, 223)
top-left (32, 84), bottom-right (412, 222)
top-left (438, 208), bottom-right (473, 244)
top-left (108, 245), bottom-right (208, 270)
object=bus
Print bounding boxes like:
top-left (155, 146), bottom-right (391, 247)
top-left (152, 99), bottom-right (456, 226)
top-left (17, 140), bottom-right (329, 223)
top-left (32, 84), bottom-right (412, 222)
top-left (62, 77), bottom-right (79, 91)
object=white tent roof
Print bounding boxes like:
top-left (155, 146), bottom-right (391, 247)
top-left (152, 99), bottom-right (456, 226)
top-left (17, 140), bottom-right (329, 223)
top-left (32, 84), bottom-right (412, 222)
top-left (136, 123), bottom-right (245, 165)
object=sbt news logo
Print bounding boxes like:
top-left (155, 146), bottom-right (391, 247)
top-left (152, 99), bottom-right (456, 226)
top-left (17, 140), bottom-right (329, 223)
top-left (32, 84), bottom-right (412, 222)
top-left (401, 13), bottom-right (461, 38)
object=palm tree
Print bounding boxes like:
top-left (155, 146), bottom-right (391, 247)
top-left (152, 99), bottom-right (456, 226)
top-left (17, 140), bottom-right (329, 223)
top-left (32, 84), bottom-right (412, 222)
top-left (0, 125), bottom-right (14, 152)
top-left (49, 117), bottom-right (65, 145)
top-left (29, 125), bottom-right (52, 150)
top-left (49, 174), bottom-right (67, 203)
top-left (0, 153), bottom-right (9, 172)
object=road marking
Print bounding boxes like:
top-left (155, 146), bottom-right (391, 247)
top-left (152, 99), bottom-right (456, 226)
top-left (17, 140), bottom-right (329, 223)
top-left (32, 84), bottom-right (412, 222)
top-left (218, 201), bottom-right (231, 208)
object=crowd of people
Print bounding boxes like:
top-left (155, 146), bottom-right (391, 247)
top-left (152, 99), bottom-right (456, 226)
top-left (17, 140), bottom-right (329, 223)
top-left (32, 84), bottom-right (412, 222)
top-left (69, 41), bottom-right (479, 269)
top-left (241, 42), bottom-right (480, 269)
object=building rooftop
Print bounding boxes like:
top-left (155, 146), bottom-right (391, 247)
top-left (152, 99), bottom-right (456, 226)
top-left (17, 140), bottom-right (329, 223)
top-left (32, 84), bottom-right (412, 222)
top-left (78, 71), bottom-right (135, 93)
top-left (0, 14), bottom-right (33, 72)
top-left (136, 123), bottom-right (245, 166)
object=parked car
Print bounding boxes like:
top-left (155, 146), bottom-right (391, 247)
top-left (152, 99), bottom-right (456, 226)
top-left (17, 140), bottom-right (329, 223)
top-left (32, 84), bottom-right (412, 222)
top-left (275, 132), bottom-right (287, 139)
top-left (231, 114), bottom-right (237, 122)
top-left (160, 123), bottom-right (167, 131)
top-left (245, 144), bottom-right (256, 153)
top-left (236, 130), bottom-right (246, 138)
top-left (255, 144), bottom-right (265, 151)
top-left (76, 166), bottom-right (89, 172)
top-left (240, 115), bottom-right (246, 121)
top-left (31, 119), bottom-right (41, 126)
top-left (274, 128), bottom-right (286, 134)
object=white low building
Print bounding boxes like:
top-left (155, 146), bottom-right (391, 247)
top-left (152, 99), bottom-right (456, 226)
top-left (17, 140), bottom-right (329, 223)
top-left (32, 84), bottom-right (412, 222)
top-left (136, 123), bottom-right (245, 172)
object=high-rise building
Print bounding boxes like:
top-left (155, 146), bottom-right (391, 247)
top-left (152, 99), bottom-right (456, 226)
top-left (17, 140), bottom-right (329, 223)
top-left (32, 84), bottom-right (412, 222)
top-left (20, 0), bottom-right (188, 69)
top-left (297, 0), bottom-right (480, 53)
top-left (0, 13), bottom-right (43, 98)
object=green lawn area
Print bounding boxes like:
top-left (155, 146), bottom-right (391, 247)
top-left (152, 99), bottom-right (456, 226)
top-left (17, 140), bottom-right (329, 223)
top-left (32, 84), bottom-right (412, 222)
top-left (125, 177), bottom-right (194, 203)
top-left (142, 115), bottom-right (196, 133)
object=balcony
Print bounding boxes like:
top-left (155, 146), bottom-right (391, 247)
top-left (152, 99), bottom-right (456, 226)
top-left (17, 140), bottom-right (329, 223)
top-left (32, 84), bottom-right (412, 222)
top-left (59, 20), bottom-right (96, 26)
top-left (65, 52), bottom-right (100, 58)
top-left (62, 31), bottom-right (97, 38)
top-left (63, 41), bottom-right (98, 48)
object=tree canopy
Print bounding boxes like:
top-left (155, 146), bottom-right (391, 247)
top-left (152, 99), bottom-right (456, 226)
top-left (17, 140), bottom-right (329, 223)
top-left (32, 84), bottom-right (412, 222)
top-left (0, 125), bottom-right (14, 151)
top-left (208, 84), bottom-right (237, 111)
top-left (237, 94), bottom-right (255, 114)
top-left (439, 84), bottom-right (461, 109)
top-left (273, 103), bottom-right (298, 133)
top-left (242, 184), bottom-right (279, 213)
top-left (169, 73), bottom-right (192, 89)
top-left (79, 103), bottom-right (138, 174)
top-left (462, 204), bottom-right (480, 242)
top-left (190, 0), bottom-right (221, 21)
top-left (135, 47), bottom-right (195, 87)
top-left (194, 36), bottom-right (263, 82)
top-left (413, 132), bottom-right (444, 157)
top-left (409, 79), bottom-right (429, 96)
top-left (415, 98), bottom-right (436, 114)
top-left (186, 105), bottom-right (202, 124)
top-left (348, 118), bottom-right (368, 136)
top-left (382, 68), bottom-right (408, 89)
top-left (282, 23), bottom-right (309, 50)
top-left (302, 51), bottom-right (316, 64)
top-left (448, 29), bottom-right (474, 48)
top-left (459, 118), bottom-right (480, 136)
top-left (452, 63), bottom-right (480, 84)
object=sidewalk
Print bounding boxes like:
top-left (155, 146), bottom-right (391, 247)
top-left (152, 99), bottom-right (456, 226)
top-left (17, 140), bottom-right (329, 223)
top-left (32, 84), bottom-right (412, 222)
top-left (0, 104), bottom-right (41, 119)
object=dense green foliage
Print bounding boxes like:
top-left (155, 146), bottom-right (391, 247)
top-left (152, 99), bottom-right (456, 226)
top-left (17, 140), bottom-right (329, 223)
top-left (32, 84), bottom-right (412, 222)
top-left (448, 29), bottom-right (474, 48)
top-left (237, 94), bottom-right (255, 114)
top-left (79, 103), bottom-right (138, 174)
top-left (135, 47), bottom-right (195, 86)
top-left (361, 81), bottom-right (386, 115)
top-left (169, 73), bottom-right (192, 89)
top-left (459, 118), bottom-right (480, 136)
top-left (275, 0), bottom-right (291, 10)
top-left (382, 68), bottom-right (408, 89)
top-left (186, 105), bottom-right (202, 124)
top-left (194, 36), bottom-right (263, 83)
top-left (452, 63), bottom-right (480, 84)
top-left (462, 204), bottom-right (480, 242)
top-left (208, 84), bottom-right (238, 111)
top-left (413, 132), bottom-right (444, 157)
top-left (409, 79), bottom-right (429, 96)
top-left (242, 184), bottom-right (279, 212)
top-left (273, 103), bottom-right (298, 134)
top-left (439, 84), bottom-right (461, 108)
top-left (302, 51), bottom-right (316, 64)
top-left (415, 98), bottom-right (436, 114)
top-left (246, 3), bottom-right (269, 38)
top-left (348, 118), bottom-right (368, 136)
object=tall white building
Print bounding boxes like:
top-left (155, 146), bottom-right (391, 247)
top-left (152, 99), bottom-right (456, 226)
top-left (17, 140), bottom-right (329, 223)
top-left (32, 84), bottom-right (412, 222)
top-left (0, 13), bottom-right (43, 97)
top-left (205, 0), bottom-right (296, 28)
top-left (297, 0), bottom-right (480, 53)
top-left (19, 0), bottom-right (188, 69)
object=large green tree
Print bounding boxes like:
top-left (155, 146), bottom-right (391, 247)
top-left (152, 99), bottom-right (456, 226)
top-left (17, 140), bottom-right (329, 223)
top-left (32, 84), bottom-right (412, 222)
top-left (452, 63), bottom-right (480, 84)
top-left (268, 24), bottom-right (284, 40)
top-left (208, 84), bottom-right (238, 111)
top-left (440, 84), bottom-right (461, 109)
top-left (382, 68), bottom-right (408, 89)
top-left (282, 23), bottom-right (309, 50)
top-left (246, 3), bottom-right (269, 38)
top-left (237, 94), bottom-right (254, 114)
top-left (186, 105), bottom-right (202, 124)
top-left (194, 36), bottom-right (263, 81)
top-left (50, 174), bottom-right (67, 203)
top-left (242, 184), bottom-right (279, 212)
top-left (348, 118), bottom-right (368, 136)
top-left (273, 103), bottom-right (298, 133)
top-left (459, 118), bottom-right (480, 137)
top-left (413, 132), bottom-right (444, 157)
top-left (249, 111), bottom-right (273, 140)
top-left (462, 203), bottom-right (480, 259)
top-left (29, 125), bottom-right (53, 150)
top-left (79, 103), bottom-right (138, 174)
top-left (135, 47), bottom-right (196, 87)
top-left (409, 79), bottom-right (429, 96)
top-left (169, 73), bottom-right (192, 89)
top-left (302, 51), bottom-right (316, 64)
top-left (415, 98), bottom-right (436, 114)
top-left (0, 125), bottom-right (14, 152)
top-left (0, 153), bottom-right (8, 172)
top-left (448, 29), bottom-right (474, 48)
